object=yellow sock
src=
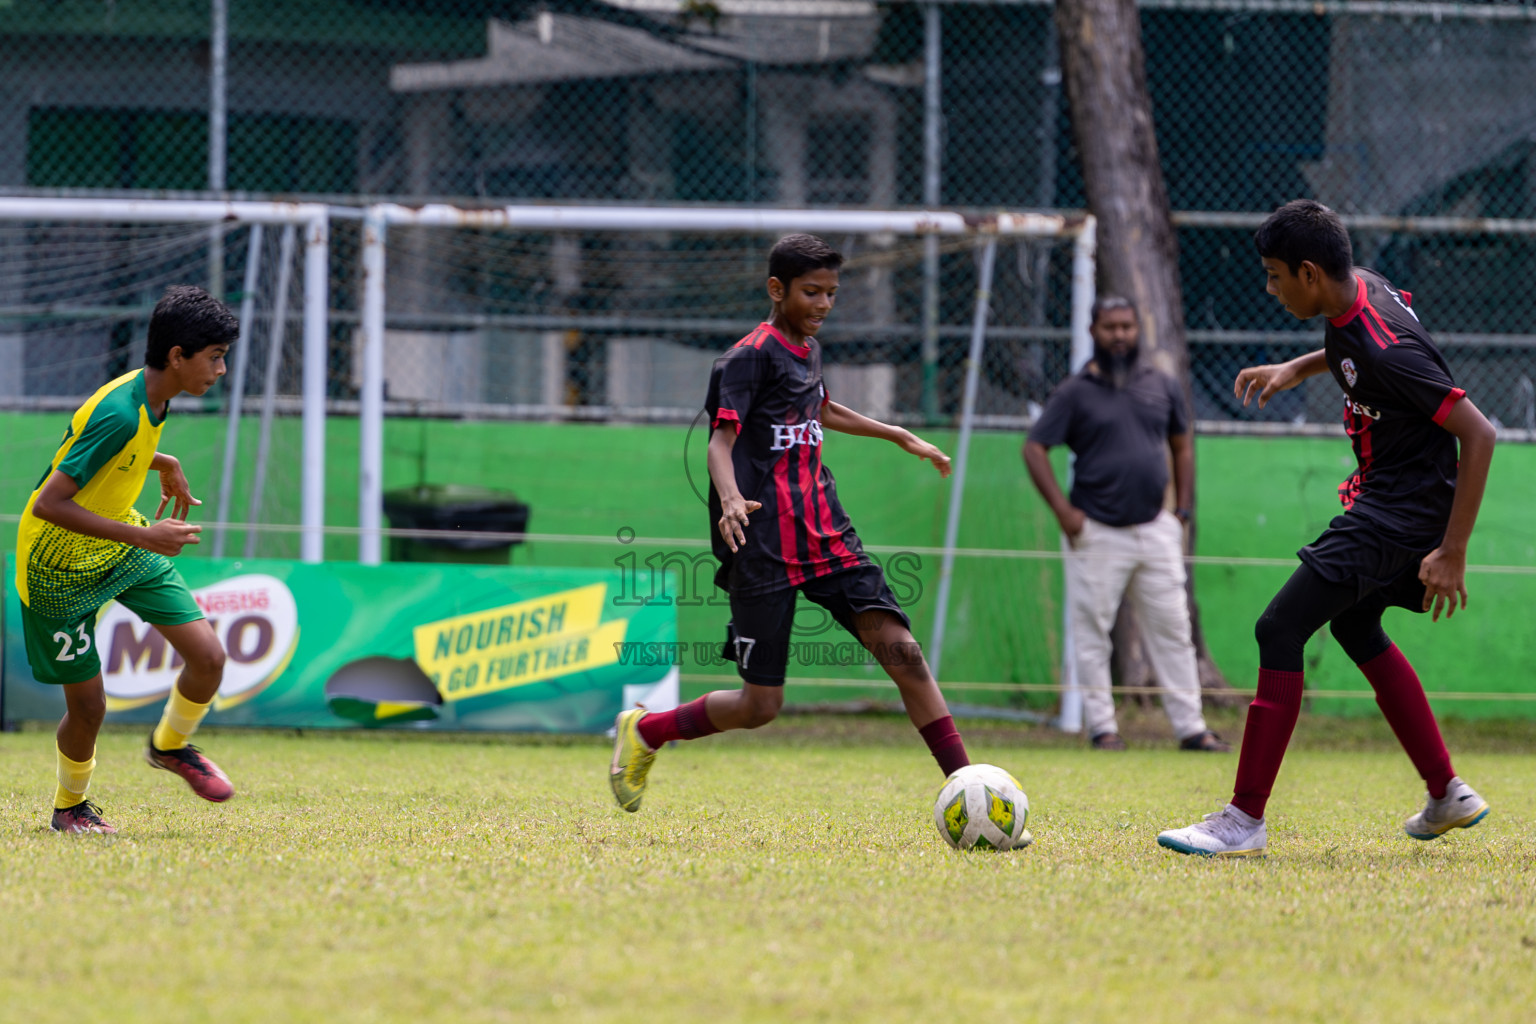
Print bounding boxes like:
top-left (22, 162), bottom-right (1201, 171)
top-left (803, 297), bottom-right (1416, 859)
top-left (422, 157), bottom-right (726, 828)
top-left (55, 746), bottom-right (95, 810)
top-left (153, 686), bottom-right (212, 751)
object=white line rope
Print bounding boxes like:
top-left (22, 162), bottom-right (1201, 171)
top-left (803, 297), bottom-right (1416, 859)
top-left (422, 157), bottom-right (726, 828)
top-left (6, 517), bottom-right (1531, 576)
top-left (2, 513), bottom-right (1532, 698)
top-left (679, 675), bottom-right (1536, 702)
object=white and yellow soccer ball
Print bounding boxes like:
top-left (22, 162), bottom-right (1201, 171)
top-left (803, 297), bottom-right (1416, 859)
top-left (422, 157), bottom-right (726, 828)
top-left (933, 763), bottom-right (1032, 851)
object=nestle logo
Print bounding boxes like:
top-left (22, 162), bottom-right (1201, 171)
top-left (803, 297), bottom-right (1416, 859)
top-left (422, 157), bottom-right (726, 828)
top-left (196, 589), bottom-right (271, 615)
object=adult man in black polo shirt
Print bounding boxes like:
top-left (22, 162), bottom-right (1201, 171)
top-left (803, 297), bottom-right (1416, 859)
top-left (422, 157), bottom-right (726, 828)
top-left (1023, 296), bottom-right (1227, 752)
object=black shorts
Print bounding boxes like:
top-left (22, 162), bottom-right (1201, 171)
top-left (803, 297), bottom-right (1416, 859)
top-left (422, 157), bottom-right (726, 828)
top-left (722, 563), bottom-right (911, 686)
top-left (1297, 514), bottom-right (1435, 613)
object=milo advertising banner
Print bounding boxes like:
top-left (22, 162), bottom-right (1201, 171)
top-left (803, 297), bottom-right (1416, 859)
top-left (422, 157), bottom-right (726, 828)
top-left (2, 556), bottom-right (678, 731)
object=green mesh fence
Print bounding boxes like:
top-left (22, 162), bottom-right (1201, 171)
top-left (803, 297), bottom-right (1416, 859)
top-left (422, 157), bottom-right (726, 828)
top-left (3, 0), bottom-right (1536, 430)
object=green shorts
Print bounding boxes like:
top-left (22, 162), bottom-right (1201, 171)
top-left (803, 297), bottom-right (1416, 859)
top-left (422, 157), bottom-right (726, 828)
top-left (20, 562), bottom-right (204, 685)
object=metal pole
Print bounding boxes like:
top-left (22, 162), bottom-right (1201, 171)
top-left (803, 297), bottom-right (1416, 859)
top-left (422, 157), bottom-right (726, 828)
top-left (745, 60), bottom-right (757, 203)
top-left (1057, 216), bottom-right (1097, 732)
top-left (1070, 216), bottom-right (1097, 371)
top-left (921, 1), bottom-right (942, 422)
top-left (927, 236), bottom-right (996, 680)
top-left (300, 212), bottom-right (329, 563)
top-left (1030, 30), bottom-right (1062, 326)
top-left (212, 223), bottom-right (263, 558)
top-left (368, 203), bottom-right (1069, 236)
top-left (209, 0), bottom-right (227, 193)
top-left (0, 197), bottom-right (327, 225)
top-left (246, 224), bottom-right (296, 558)
top-left (358, 208), bottom-right (387, 565)
top-left (208, 0), bottom-right (228, 301)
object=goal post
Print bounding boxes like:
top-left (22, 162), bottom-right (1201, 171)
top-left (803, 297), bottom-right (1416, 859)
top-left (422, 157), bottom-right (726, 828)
top-left (353, 202), bottom-right (1095, 723)
top-left (0, 197), bottom-right (330, 562)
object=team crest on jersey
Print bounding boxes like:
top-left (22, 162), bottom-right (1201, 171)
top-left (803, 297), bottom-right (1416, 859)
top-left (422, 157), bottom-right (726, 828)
top-left (1341, 358), bottom-right (1358, 387)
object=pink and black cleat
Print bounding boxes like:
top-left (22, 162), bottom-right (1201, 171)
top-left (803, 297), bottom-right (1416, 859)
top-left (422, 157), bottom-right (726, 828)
top-left (50, 800), bottom-right (118, 834)
top-left (146, 736), bottom-right (234, 803)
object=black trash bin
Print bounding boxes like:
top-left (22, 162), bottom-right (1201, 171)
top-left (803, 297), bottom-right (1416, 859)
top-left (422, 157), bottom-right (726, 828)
top-left (382, 484), bottom-right (530, 565)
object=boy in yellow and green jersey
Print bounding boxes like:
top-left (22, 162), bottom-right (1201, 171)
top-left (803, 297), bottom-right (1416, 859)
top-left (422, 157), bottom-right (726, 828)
top-left (17, 285), bottom-right (239, 833)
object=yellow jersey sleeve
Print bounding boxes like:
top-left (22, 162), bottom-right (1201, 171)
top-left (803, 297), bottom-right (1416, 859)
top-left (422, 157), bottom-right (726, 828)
top-left (15, 369), bottom-right (171, 617)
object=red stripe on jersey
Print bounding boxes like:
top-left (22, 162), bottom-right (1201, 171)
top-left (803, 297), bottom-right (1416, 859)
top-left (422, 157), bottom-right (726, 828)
top-left (1328, 277), bottom-right (1368, 328)
top-left (1362, 304), bottom-right (1399, 345)
top-left (1432, 387), bottom-right (1466, 426)
top-left (815, 443), bottom-right (858, 568)
top-left (1340, 398), bottom-right (1374, 509)
top-left (799, 444), bottom-right (841, 581)
top-left (1399, 290), bottom-right (1413, 307)
top-left (733, 327), bottom-right (766, 350)
top-left (773, 453), bottom-right (805, 586)
top-left (758, 322), bottom-right (810, 359)
top-left (712, 408), bottom-right (741, 432)
top-left (1359, 310), bottom-right (1390, 350)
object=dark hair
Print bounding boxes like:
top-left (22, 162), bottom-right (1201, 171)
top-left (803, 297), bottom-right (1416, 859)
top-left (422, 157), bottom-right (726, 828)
top-left (1254, 199), bottom-right (1354, 282)
top-left (768, 233), bottom-right (843, 287)
top-left (145, 285), bottom-right (239, 369)
top-left (1091, 295), bottom-right (1138, 324)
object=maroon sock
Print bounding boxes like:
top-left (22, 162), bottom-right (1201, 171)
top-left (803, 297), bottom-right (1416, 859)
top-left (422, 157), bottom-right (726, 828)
top-left (636, 696), bottom-right (721, 748)
top-left (1358, 645), bottom-right (1454, 799)
top-left (918, 715), bottom-right (970, 777)
top-left (1230, 668), bottom-right (1305, 820)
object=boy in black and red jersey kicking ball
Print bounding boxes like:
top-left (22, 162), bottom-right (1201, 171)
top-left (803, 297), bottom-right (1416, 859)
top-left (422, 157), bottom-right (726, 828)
top-left (609, 233), bottom-right (970, 811)
top-left (1159, 200), bottom-right (1497, 857)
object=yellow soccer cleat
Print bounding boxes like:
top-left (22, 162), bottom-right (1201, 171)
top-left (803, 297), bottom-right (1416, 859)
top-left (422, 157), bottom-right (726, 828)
top-left (609, 708), bottom-right (658, 812)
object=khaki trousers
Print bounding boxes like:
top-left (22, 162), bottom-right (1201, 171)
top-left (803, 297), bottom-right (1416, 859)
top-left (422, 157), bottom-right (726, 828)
top-left (1064, 510), bottom-right (1207, 740)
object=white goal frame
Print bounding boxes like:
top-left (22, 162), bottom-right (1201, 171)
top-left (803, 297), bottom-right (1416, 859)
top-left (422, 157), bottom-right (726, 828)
top-left (0, 197), bottom-right (332, 563)
top-left (353, 202), bottom-right (1096, 722)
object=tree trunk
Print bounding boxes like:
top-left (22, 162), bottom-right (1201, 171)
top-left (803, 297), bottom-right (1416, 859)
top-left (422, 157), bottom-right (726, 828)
top-left (1056, 0), bottom-right (1239, 706)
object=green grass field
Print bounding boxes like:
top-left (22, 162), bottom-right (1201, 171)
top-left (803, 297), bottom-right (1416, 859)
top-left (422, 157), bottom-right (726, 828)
top-left (3, 711), bottom-right (1534, 1023)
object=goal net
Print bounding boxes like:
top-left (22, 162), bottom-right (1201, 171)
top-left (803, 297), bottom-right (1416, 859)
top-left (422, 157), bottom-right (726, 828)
top-left (354, 203), bottom-right (1095, 710)
top-left (0, 199), bottom-right (329, 562)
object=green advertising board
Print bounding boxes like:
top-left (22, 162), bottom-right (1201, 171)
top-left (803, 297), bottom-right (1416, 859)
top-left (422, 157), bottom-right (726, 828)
top-left (2, 555), bottom-right (678, 732)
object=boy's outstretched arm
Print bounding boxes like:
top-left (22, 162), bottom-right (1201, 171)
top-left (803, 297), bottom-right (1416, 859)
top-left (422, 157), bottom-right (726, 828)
top-left (821, 400), bottom-right (952, 478)
top-left (1234, 350), bottom-right (1329, 408)
top-left (1419, 399), bottom-right (1496, 622)
top-left (707, 427), bottom-right (761, 553)
top-left (150, 452), bottom-right (201, 520)
top-left (31, 471), bottom-right (202, 556)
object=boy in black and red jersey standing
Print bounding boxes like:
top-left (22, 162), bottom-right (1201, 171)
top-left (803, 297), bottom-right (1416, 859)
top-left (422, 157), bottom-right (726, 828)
top-left (609, 234), bottom-right (970, 811)
top-left (1159, 200), bottom-right (1496, 857)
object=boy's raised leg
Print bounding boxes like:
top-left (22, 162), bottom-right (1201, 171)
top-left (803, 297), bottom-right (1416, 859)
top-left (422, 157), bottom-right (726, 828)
top-left (1354, 645), bottom-right (1488, 838)
top-left (609, 686), bottom-right (770, 812)
top-left (1356, 645), bottom-right (1455, 795)
top-left (854, 612), bottom-right (969, 777)
top-left (145, 619), bottom-right (233, 802)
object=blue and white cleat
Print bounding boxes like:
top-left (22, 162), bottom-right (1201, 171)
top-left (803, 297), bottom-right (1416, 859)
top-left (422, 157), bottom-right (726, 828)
top-left (1157, 804), bottom-right (1266, 858)
top-left (1404, 776), bottom-right (1489, 840)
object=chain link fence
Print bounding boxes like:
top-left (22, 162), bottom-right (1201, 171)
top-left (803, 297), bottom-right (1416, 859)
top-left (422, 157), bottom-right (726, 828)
top-left (2, 1), bottom-right (1536, 430)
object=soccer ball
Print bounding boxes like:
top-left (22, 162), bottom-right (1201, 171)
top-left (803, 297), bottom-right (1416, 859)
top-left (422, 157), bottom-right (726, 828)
top-left (933, 763), bottom-right (1032, 851)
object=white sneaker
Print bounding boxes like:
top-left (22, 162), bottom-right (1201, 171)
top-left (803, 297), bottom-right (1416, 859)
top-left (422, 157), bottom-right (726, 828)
top-left (1157, 804), bottom-right (1267, 858)
top-left (1404, 776), bottom-right (1489, 840)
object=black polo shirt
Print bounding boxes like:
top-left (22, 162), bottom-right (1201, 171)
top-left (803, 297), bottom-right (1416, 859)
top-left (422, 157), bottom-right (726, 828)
top-left (1029, 363), bottom-right (1189, 527)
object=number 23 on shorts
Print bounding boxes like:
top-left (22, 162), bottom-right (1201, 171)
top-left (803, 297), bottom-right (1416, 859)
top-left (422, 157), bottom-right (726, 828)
top-left (52, 623), bottom-right (93, 662)
top-left (19, 604), bottom-right (104, 685)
